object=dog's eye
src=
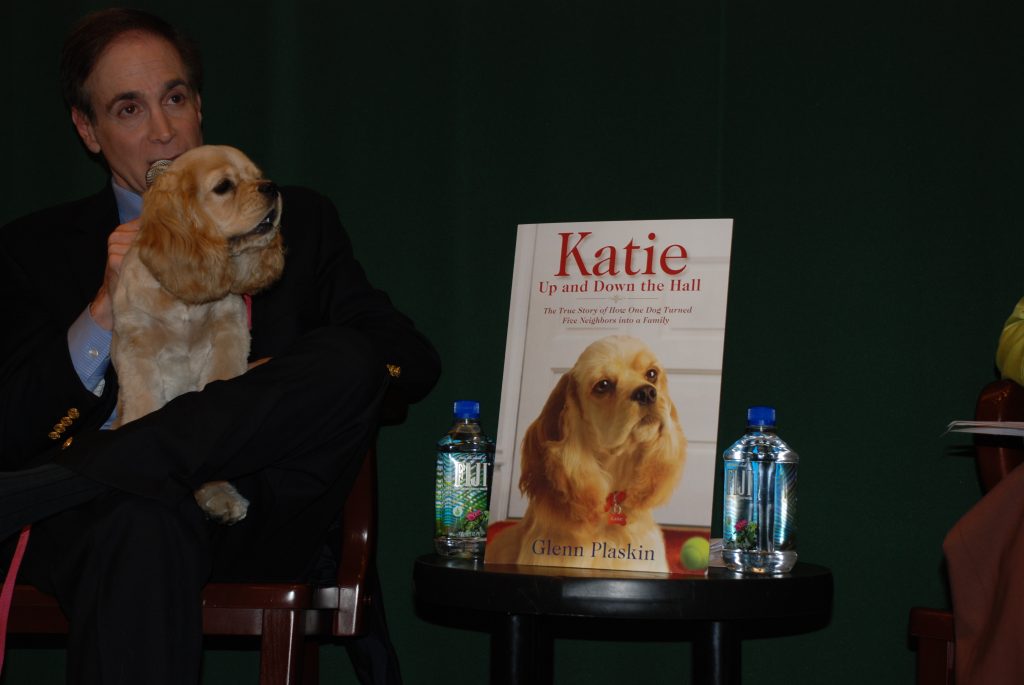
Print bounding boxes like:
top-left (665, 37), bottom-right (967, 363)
top-left (593, 379), bottom-right (615, 395)
top-left (212, 179), bottom-right (235, 195)
top-left (645, 369), bottom-right (658, 382)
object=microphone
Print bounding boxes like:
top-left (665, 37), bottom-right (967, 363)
top-left (145, 159), bottom-right (173, 188)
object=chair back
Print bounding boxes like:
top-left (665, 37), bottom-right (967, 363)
top-left (973, 379), bottom-right (1024, 492)
top-left (320, 446), bottom-right (377, 636)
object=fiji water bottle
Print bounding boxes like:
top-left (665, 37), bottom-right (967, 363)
top-left (434, 400), bottom-right (496, 559)
top-left (722, 406), bottom-right (798, 574)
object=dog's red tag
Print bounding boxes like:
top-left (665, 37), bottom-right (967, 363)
top-left (605, 491), bottom-right (627, 526)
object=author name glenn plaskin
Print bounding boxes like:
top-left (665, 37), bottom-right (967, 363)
top-left (531, 538), bottom-right (655, 561)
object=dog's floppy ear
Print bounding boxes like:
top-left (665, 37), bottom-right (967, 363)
top-left (519, 372), bottom-right (570, 497)
top-left (138, 173), bottom-right (232, 304)
top-left (625, 389), bottom-right (687, 509)
top-left (519, 372), bottom-right (605, 523)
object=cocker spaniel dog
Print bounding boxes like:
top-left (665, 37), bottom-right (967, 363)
top-left (487, 335), bottom-right (686, 571)
top-left (111, 145), bottom-right (285, 524)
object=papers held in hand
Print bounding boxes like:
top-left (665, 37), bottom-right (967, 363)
top-left (945, 420), bottom-right (1024, 437)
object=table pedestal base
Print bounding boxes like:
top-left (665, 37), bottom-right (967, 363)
top-left (693, 621), bottom-right (740, 685)
top-left (492, 615), bottom-right (741, 685)
top-left (492, 614), bottom-right (553, 685)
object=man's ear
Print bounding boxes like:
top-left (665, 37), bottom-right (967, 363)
top-left (71, 107), bottom-right (101, 154)
top-left (195, 93), bottom-right (203, 126)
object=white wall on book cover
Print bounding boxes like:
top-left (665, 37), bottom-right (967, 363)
top-left (492, 219), bottom-right (732, 529)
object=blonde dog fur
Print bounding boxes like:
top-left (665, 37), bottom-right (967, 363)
top-left (111, 145), bottom-right (285, 524)
top-left (487, 335), bottom-right (686, 571)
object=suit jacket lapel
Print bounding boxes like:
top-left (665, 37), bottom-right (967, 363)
top-left (65, 187), bottom-right (119, 310)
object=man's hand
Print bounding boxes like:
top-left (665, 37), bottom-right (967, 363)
top-left (89, 219), bottom-right (140, 331)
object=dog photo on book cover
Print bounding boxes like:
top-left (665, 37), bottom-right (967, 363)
top-left (486, 335), bottom-right (686, 571)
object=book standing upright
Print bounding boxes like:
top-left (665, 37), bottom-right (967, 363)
top-left (485, 219), bottom-right (733, 574)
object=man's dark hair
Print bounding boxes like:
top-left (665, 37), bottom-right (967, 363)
top-left (60, 8), bottom-right (203, 120)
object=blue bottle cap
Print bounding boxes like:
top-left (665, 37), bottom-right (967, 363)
top-left (746, 406), bottom-right (776, 427)
top-left (453, 400), bottom-right (481, 419)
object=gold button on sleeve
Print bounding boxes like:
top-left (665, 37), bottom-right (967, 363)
top-left (48, 431), bottom-right (60, 440)
top-left (61, 437), bottom-right (74, 450)
top-left (68, 408), bottom-right (80, 419)
top-left (386, 363), bottom-right (402, 379)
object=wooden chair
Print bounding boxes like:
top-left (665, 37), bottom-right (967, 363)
top-left (6, 447), bottom-right (379, 684)
top-left (971, 379), bottom-right (1024, 491)
top-left (908, 379), bottom-right (1024, 684)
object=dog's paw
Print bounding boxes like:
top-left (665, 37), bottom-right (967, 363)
top-left (194, 480), bottom-right (249, 525)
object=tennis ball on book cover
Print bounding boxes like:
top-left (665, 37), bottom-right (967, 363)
top-left (680, 536), bottom-right (710, 570)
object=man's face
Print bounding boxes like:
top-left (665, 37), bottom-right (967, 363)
top-left (71, 31), bottom-right (203, 194)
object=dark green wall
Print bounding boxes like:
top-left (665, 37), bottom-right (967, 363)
top-left (3, 1), bottom-right (1020, 682)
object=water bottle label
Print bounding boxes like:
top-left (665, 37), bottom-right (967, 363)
top-left (723, 461), bottom-right (796, 552)
top-left (435, 451), bottom-right (493, 539)
top-left (723, 461), bottom-right (754, 550)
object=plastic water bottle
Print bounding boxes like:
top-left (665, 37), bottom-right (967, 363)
top-left (721, 406), bottom-right (798, 574)
top-left (434, 400), bottom-right (496, 559)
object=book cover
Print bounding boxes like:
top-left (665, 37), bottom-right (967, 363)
top-left (485, 219), bottom-right (733, 574)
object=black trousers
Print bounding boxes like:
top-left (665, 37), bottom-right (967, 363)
top-left (13, 328), bottom-right (401, 684)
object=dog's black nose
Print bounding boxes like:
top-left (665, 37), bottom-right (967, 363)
top-left (632, 385), bottom-right (657, 406)
top-left (258, 181), bottom-right (279, 197)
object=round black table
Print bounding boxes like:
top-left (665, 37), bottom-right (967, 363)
top-left (413, 555), bottom-right (832, 685)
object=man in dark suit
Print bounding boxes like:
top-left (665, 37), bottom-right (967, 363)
top-left (0, 8), bottom-right (439, 684)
